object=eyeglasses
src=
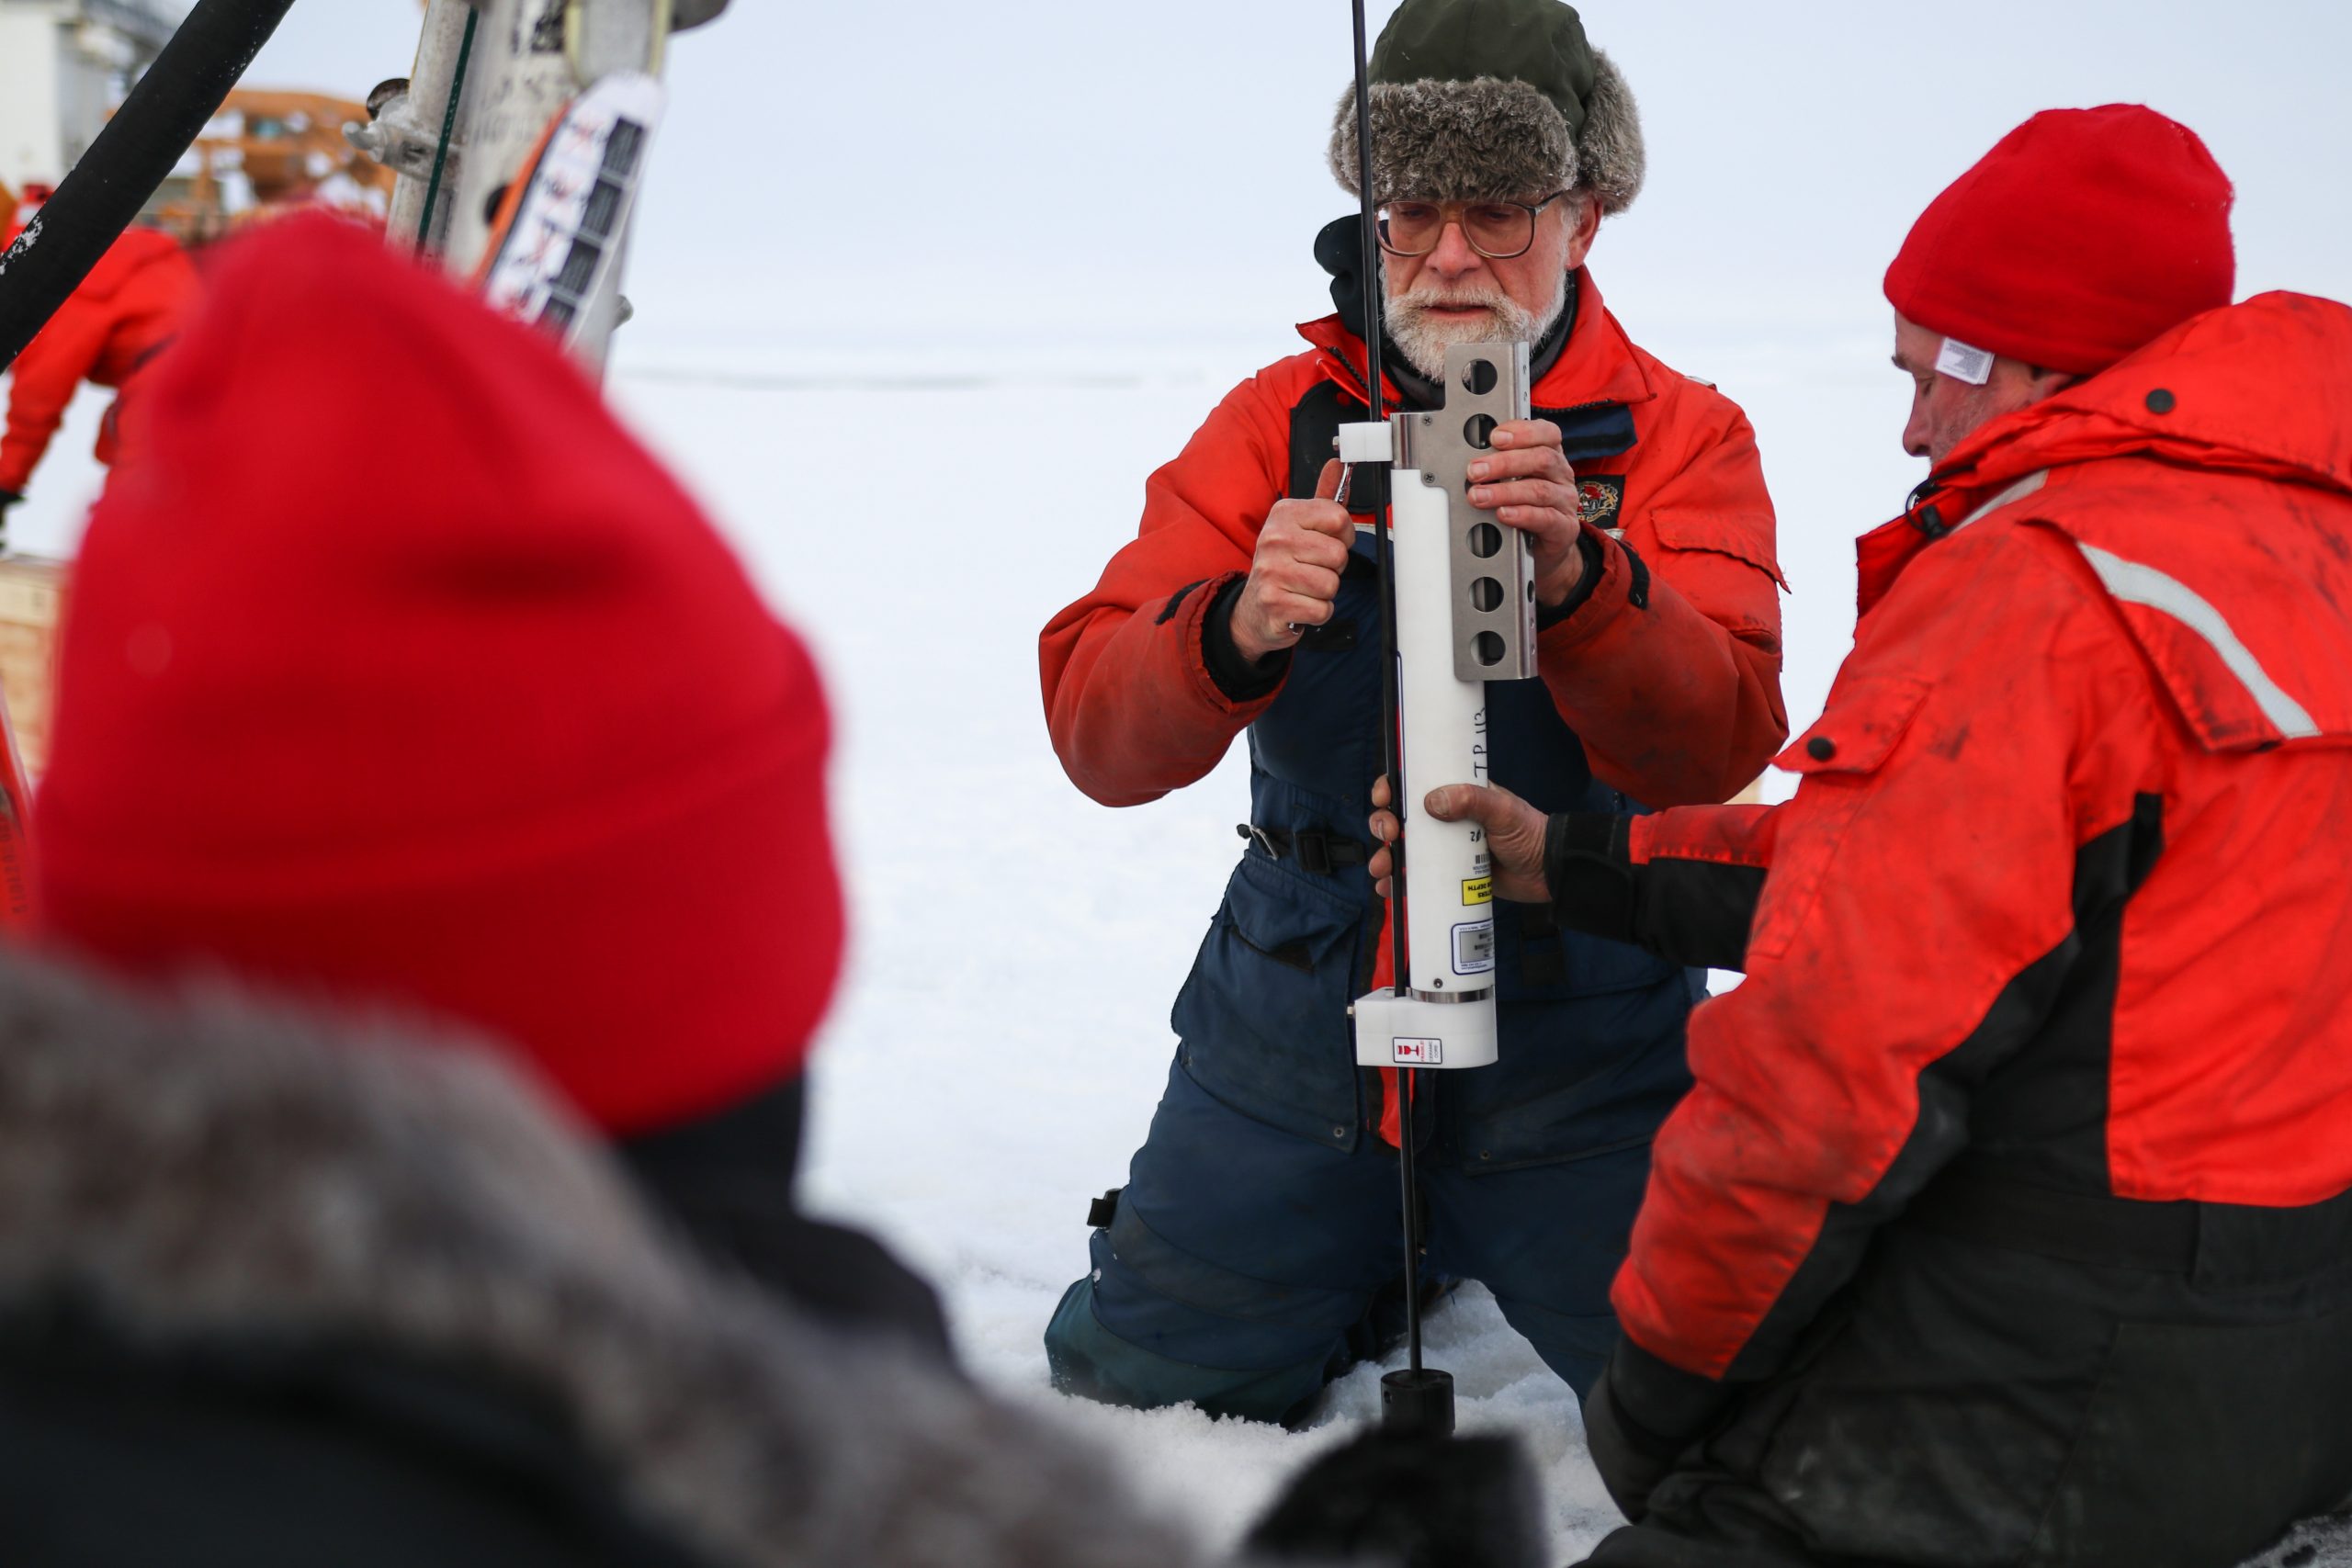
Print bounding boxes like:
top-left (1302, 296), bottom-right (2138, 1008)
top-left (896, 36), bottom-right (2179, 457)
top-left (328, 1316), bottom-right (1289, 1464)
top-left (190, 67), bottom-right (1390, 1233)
top-left (1376, 192), bottom-right (1573, 260)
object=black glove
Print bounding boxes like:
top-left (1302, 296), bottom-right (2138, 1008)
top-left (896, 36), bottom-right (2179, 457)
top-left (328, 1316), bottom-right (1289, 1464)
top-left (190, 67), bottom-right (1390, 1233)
top-left (1582, 1357), bottom-right (1692, 1523)
top-left (0, 490), bottom-right (20, 513)
top-left (1247, 1428), bottom-right (1544, 1568)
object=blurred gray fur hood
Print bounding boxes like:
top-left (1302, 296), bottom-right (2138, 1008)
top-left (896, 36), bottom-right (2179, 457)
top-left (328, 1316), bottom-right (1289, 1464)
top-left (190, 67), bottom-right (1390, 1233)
top-left (0, 950), bottom-right (1261, 1568)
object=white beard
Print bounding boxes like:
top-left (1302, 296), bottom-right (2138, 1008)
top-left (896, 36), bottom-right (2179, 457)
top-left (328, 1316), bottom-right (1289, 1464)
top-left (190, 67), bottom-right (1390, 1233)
top-left (1385, 268), bottom-right (1569, 382)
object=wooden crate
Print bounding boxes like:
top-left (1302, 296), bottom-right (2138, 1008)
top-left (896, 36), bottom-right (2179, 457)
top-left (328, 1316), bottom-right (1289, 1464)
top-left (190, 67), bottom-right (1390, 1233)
top-left (0, 554), bottom-right (69, 780)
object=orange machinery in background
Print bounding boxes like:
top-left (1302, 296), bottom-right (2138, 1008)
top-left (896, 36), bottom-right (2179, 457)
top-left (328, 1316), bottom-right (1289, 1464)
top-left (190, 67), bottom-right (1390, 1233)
top-left (146, 88), bottom-right (396, 247)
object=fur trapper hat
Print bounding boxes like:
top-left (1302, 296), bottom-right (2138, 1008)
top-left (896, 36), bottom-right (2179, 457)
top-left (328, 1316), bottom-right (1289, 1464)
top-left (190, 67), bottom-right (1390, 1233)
top-left (1328, 0), bottom-right (1645, 212)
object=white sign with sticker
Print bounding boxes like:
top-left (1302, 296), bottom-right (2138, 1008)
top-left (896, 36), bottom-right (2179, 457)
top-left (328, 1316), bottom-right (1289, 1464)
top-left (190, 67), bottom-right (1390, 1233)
top-left (1935, 336), bottom-right (1995, 386)
top-left (1392, 1036), bottom-right (1443, 1065)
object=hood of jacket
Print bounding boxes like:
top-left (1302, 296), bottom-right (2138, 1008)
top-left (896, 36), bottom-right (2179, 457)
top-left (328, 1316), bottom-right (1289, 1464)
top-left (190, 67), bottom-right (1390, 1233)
top-left (1942, 290), bottom-right (2352, 503)
top-left (1855, 291), bottom-right (2352, 752)
top-left (1859, 291), bottom-right (2352, 618)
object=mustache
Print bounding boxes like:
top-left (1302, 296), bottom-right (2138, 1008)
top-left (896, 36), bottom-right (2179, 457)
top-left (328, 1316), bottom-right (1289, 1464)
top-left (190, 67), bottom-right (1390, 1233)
top-left (1392, 283), bottom-right (1515, 313)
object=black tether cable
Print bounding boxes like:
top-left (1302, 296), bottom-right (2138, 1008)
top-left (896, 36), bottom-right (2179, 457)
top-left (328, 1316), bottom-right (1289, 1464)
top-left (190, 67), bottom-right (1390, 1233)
top-left (1349, 0), bottom-right (1450, 1438)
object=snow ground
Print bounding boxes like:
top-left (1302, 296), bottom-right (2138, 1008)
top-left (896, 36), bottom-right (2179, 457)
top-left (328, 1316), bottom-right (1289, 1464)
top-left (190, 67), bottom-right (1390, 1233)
top-left (10, 312), bottom-right (2349, 1564)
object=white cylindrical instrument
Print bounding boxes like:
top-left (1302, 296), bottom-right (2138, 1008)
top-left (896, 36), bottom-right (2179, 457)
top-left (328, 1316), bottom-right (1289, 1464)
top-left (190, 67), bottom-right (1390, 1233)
top-left (1390, 470), bottom-right (1498, 999)
top-left (1345, 340), bottom-right (1536, 1074)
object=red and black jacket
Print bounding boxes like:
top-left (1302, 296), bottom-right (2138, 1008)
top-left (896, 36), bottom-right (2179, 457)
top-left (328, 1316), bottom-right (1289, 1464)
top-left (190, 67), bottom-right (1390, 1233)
top-left (1, 224), bottom-right (197, 495)
top-left (1570, 292), bottom-right (2352, 1439)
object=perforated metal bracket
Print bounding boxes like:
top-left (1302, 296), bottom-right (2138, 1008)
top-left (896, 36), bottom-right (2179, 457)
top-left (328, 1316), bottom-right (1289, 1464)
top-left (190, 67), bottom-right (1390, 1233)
top-left (1397, 342), bottom-right (1539, 682)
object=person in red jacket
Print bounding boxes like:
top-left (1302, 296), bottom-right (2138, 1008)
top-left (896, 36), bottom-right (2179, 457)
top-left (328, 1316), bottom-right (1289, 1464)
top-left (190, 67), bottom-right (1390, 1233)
top-left (1039, 0), bottom-right (1786, 1425)
top-left (1380, 106), bottom-right (2352, 1566)
top-left (0, 183), bottom-right (198, 513)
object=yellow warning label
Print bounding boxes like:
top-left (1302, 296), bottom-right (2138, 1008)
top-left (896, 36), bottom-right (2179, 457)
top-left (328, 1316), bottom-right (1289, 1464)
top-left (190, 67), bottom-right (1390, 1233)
top-left (1462, 875), bottom-right (1493, 907)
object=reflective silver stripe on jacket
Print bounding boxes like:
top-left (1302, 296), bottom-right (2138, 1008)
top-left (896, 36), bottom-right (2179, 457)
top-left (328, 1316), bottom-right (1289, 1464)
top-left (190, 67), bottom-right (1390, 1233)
top-left (1955, 468), bottom-right (2050, 530)
top-left (2075, 542), bottom-right (2320, 739)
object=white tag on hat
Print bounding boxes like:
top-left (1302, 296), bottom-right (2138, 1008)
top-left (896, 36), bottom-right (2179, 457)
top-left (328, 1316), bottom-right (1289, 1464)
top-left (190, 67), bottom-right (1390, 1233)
top-left (1935, 337), bottom-right (1995, 386)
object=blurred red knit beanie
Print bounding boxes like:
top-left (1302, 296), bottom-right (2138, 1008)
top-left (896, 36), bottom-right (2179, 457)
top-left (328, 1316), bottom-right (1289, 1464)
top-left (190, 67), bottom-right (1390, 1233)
top-left (1884, 105), bottom-right (2235, 377)
top-left (36, 216), bottom-right (844, 1136)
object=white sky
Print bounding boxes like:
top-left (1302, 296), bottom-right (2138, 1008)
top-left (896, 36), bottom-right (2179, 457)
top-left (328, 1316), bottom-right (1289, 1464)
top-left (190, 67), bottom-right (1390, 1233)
top-left (223, 0), bottom-right (2352, 760)
top-left (243, 0), bottom-right (2352, 348)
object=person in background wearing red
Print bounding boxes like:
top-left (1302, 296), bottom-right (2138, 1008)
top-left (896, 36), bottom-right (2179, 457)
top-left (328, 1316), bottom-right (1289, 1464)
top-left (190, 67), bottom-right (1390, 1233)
top-left (1376, 106), bottom-right (2352, 1568)
top-left (0, 178), bottom-right (199, 521)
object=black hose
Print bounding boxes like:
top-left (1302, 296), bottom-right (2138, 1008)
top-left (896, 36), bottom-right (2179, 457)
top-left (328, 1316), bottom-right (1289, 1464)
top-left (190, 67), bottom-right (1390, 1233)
top-left (1349, 0), bottom-right (1430, 1388)
top-left (0, 0), bottom-right (300, 373)
top-left (1350, 4), bottom-right (1413, 1009)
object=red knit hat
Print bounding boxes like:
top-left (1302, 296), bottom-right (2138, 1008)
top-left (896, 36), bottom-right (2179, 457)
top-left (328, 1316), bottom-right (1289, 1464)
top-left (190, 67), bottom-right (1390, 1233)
top-left (1884, 105), bottom-right (2234, 377)
top-left (36, 216), bottom-right (844, 1135)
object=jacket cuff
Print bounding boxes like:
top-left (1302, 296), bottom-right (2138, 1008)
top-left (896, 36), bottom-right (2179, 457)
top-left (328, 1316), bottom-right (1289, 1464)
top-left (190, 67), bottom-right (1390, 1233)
top-left (1536, 527), bottom-right (1609, 629)
top-left (1608, 1337), bottom-right (1736, 1453)
top-left (1202, 573), bottom-right (1292, 702)
top-left (1540, 527), bottom-right (1651, 652)
top-left (1544, 812), bottom-right (1636, 943)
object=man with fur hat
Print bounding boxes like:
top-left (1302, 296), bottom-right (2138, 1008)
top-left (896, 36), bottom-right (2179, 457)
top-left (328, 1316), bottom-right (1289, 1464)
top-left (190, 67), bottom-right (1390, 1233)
top-left (1040, 0), bottom-right (1787, 1423)
top-left (1374, 105), bottom-right (2352, 1565)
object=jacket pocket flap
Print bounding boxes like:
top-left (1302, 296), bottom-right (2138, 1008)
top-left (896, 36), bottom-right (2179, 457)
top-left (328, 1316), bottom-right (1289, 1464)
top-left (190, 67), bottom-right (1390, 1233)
top-left (1651, 507), bottom-right (1788, 589)
top-left (1773, 673), bottom-right (1932, 776)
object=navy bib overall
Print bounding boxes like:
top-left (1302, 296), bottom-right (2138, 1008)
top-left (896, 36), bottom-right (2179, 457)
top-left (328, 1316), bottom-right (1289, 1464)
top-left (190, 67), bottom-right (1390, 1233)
top-left (1045, 378), bottom-right (1702, 1424)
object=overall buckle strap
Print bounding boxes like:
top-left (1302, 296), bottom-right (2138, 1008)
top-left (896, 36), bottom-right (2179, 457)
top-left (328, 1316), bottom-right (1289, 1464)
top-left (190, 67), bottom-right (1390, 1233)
top-left (1236, 823), bottom-right (1367, 876)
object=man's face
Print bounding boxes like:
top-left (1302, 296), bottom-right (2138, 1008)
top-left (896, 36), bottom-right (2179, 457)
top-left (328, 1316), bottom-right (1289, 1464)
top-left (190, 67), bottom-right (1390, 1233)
top-left (1384, 192), bottom-right (1600, 379)
top-left (1893, 314), bottom-right (2072, 468)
